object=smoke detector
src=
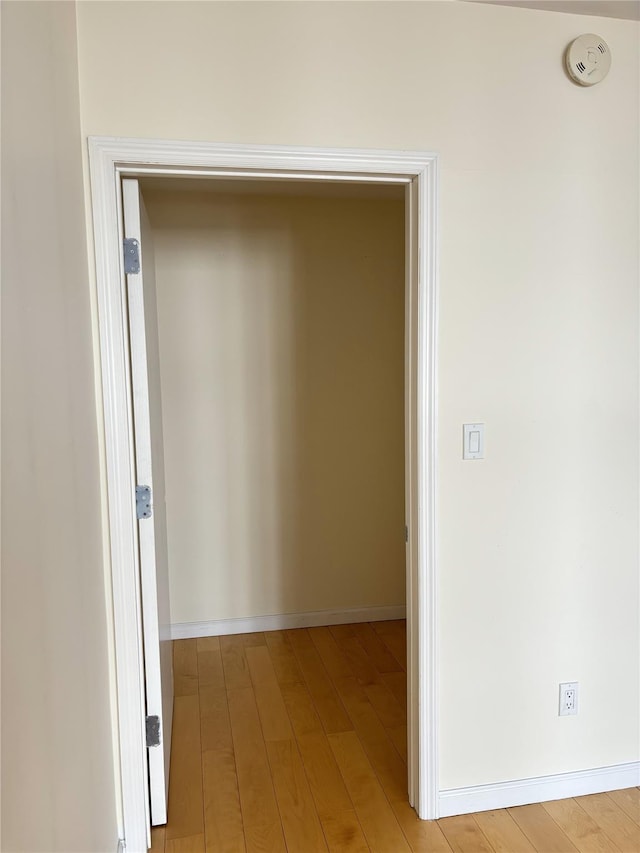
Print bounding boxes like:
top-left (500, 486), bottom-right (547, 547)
top-left (565, 34), bottom-right (611, 86)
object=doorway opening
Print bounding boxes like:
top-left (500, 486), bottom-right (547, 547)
top-left (141, 176), bottom-right (407, 635)
top-left (88, 139), bottom-right (438, 853)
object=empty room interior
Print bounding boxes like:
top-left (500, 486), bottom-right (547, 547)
top-left (2, 1), bottom-right (640, 852)
top-left (142, 177), bottom-right (407, 638)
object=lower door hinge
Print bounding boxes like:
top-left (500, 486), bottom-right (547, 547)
top-left (146, 715), bottom-right (160, 748)
top-left (405, 525), bottom-right (409, 543)
top-left (136, 485), bottom-right (152, 519)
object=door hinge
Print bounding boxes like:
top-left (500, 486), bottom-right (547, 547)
top-left (405, 525), bottom-right (409, 543)
top-left (123, 237), bottom-right (140, 274)
top-left (136, 485), bottom-right (152, 519)
top-left (146, 715), bottom-right (160, 748)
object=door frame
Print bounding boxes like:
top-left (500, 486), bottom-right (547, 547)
top-left (88, 137), bottom-right (439, 853)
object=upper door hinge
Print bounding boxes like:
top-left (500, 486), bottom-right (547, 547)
top-left (146, 715), bottom-right (160, 748)
top-left (123, 237), bottom-right (140, 274)
top-left (136, 485), bottom-right (152, 519)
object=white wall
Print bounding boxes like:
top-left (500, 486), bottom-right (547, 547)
top-left (1, 2), bottom-right (118, 850)
top-left (77, 1), bottom-right (639, 792)
top-left (143, 187), bottom-right (406, 625)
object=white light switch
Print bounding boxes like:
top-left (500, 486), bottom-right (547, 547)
top-left (463, 423), bottom-right (484, 460)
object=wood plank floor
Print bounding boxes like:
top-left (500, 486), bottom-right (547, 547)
top-left (150, 620), bottom-right (640, 853)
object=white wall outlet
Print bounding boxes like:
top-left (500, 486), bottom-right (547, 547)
top-left (559, 682), bottom-right (579, 716)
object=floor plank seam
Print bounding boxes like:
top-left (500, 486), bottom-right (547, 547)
top-left (282, 628), bottom-right (371, 851)
top-left (297, 625), bottom-right (412, 850)
top-left (472, 814), bottom-right (498, 852)
top-left (220, 641), bottom-right (255, 851)
top-left (196, 677), bottom-right (206, 853)
top-left (304, 627), bottom-right (412, 848)
top-left (541, 797), bottom-right (619, 851)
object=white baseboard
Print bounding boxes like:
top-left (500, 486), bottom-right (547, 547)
top-left (170, 604), bottom-right (406, 640)
top-left (438, 761), bottom-right (640, 817)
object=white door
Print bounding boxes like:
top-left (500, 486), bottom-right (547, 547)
top-left (122, 178), bottom-right (174, 827)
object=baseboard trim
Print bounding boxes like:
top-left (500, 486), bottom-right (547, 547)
top-left (170, 604), bottom-right (406, 640)
top-left (438, 761), bottom-right (640, 817)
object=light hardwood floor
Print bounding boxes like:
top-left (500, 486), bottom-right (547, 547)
top-left (150, 621), bottom-right (640, 852)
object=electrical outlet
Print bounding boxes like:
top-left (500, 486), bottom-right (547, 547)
top-left (559, 682), bottom-right (579, 716)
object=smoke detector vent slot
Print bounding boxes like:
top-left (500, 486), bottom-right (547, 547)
top-left (565, 34), bottom-right (611, 86)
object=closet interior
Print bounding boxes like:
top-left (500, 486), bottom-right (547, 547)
top-left (140, 176), bottom-right (407, 632)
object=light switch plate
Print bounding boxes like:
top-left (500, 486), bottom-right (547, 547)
top-left (463, 423), bottom-right (484, 460)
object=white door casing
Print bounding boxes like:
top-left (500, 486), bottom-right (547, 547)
top-left (122, 178), bottom-right (174, 829)
top-left (88, 139), bottom-right (438, 853)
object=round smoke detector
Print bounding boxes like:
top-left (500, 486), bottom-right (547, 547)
top-left (565, 34), bottom-right (611, 86)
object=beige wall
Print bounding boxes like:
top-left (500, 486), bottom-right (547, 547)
top-left (144, 187), bottom-right (406, 624)
top-left (77, 1), bottom-right (639, 791)
top-left (1, 2), bottom-right (118, 850)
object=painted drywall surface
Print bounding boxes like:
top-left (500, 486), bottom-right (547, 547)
top-left (143, 189), bottom-right (406, 623)
top-left (1, 2), bottom-right (118, 850)
top-left (76, 2), bottom-right (639, 790)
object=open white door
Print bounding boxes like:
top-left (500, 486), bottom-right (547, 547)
top-left (122, 178), bottom-right (174, 827)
